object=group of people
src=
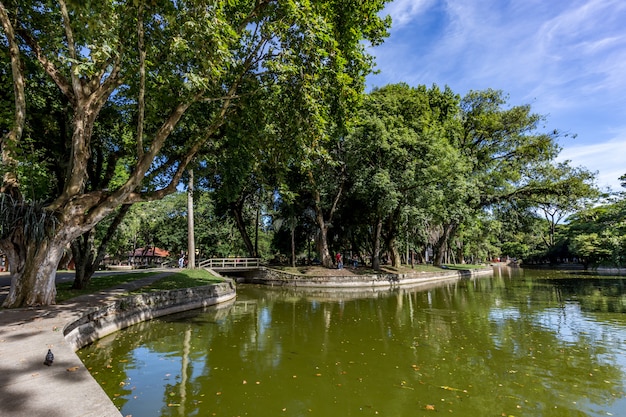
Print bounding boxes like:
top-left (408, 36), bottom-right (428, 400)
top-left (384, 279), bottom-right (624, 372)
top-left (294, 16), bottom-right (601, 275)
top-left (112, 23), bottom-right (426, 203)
top-left (335, 252), bottom-right (358, 269)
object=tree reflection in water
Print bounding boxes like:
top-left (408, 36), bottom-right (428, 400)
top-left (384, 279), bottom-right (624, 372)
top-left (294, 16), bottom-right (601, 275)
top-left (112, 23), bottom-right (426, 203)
top-left (79, 268), bottom-right (626, 417)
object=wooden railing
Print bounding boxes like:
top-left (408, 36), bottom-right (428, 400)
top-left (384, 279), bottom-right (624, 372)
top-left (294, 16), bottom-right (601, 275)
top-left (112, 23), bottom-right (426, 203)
top-left (198, 257), bottom-right (262, 270)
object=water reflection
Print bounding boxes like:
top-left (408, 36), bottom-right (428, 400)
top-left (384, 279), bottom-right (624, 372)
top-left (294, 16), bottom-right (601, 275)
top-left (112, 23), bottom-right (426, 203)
top-left (79, 268), bottom-right (626, 417)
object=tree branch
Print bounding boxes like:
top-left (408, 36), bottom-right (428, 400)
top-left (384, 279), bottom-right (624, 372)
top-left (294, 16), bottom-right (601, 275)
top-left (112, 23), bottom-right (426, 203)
top-left (0, 1), bottom-right (25, 198)
top-left (136, 0), bottom-right (146, 159)
top-left (15, 27), bottom-right (75, 103)
top-left (58, 0), bottom-right (83, 100)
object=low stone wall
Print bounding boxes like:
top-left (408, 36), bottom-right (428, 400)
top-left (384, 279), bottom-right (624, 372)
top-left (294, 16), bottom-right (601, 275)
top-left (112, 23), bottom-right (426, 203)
top-left (241, 266), bottom-right (492, 288)
top-left (595, 267), bottom-right (626, 275)
top-left (63, 282), bottom-right (236, 351)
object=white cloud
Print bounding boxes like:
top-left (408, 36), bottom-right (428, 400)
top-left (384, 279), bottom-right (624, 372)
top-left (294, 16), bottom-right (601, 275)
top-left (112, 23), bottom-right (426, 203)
top-left (383, 0), bottom-right (437, 28)
top-left (558, 134), bottom-right (626, 192)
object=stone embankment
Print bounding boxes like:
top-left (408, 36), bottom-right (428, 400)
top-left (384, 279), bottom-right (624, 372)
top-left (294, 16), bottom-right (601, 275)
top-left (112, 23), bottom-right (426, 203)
top-left (238, 266), bottom-right (493, 287)
top-left (64, 282), bottom-right (236, 350)
top-left (0, 275), bottom-right (235, 417)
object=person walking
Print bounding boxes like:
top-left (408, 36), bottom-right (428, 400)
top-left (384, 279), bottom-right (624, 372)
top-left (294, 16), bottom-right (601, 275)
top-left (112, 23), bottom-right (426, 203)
top-left (336, 252), bottom-right (343, 269)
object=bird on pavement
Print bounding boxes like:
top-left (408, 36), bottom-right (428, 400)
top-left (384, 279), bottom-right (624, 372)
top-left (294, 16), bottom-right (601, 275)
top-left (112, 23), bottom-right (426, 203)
top-left (43, 349), bottom-right (54, 366)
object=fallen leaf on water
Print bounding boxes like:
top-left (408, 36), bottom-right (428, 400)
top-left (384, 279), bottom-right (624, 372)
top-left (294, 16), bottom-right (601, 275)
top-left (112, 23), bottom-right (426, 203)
top-left (440, 385), bottom-right (467, 392)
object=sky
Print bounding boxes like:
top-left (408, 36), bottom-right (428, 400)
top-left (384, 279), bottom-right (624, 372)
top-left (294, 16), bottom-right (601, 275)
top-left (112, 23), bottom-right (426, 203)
top-left (367, 0), bottom-right (626, 192)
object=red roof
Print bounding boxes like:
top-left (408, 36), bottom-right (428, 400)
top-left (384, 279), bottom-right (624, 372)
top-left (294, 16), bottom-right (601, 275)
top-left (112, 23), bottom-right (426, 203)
top-left (129, 247), bottom-right (170, 258)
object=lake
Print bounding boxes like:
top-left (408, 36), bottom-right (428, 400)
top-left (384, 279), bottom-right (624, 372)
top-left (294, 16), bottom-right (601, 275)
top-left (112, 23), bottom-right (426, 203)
top-left (78, 267), bottom-right (626, 416)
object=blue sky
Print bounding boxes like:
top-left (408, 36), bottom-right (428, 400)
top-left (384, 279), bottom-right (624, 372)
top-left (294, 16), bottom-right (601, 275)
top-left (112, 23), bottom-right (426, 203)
top-left (367, 0), bottom-right (626, 192)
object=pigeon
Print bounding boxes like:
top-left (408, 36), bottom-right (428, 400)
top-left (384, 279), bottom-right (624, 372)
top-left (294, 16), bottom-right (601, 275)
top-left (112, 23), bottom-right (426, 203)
top-left (43, 349), bottom-right (54, 366)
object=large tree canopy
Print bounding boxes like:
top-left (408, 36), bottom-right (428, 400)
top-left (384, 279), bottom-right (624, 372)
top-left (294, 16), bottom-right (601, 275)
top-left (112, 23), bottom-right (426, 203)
top-left (343, 83), bottom-right (464, 269)
top-left (0, 0), bottom-right (390, 307)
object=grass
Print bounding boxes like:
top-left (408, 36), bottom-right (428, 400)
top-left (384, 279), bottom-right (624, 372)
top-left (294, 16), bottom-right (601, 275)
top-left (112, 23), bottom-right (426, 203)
top-left (130, 269), bottom-right (223, 293)
top-left (55, 269), bottom-right (223, 302)
top-left (56, 271), bottom-right (161, 302)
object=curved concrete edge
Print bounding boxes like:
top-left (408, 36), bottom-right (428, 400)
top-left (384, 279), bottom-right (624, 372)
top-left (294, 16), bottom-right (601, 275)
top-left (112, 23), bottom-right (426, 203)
top-left (64, 282), bottom-right (236, 351)
top-left (0, 281), bottom-right (236, 417)
top-left (241, 266), bottom-right (493, 288)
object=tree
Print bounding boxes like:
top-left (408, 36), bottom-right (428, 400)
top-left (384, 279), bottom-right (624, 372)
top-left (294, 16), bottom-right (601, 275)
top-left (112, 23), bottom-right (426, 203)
top-left (430, 89), bottom-right (596, 266)
top-left (533, 162), bottom-right (599, 257)
top-left (344, 84), bottom-right (463, 269)
top-left (0, 0), bottom-right (390, 307)
top-left (567, 197), bottom-right (626, 268)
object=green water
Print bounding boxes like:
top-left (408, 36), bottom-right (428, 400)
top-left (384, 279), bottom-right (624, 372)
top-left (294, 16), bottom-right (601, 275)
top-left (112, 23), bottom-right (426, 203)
top-left (78, 267), bottom-right (626, 416)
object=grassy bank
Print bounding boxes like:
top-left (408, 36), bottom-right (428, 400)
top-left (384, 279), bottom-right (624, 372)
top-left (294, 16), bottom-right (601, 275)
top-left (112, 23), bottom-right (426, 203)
top-left (56, 269), bottom-right (222, 302)
top-left (129, 269), bottom-right (223, 294)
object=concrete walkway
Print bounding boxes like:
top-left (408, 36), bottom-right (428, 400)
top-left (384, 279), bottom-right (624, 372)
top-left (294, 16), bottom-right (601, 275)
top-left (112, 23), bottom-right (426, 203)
top-left (0, 271), bottom-right (176, 417)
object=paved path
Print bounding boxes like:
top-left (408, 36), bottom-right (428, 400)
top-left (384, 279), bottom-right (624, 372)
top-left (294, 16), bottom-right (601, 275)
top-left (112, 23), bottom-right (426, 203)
top-left (0, 270), bottom-right (176, 417)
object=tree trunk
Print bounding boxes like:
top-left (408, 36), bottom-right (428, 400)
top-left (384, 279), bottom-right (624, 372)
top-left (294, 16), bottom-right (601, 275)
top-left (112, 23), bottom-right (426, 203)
top-left (230, 197), bottom-right (255, 257)
top-left (70, 204), bottom-right (131, 289)
top-left (433, 223), bottom-right (458, 267)
top-left (0, 3), bottom-right (25, 200)
top-left (306, 168), bottom-right (343, 269)
top-left (2, 233), bottom-right (67, 308)
top-left (71, 232), bottom-right (96, 290)
top-left (385, 229), bottom-right (400, 267)
top-left (291, 225), bottom-right (296, 268)
top-left (187, 170), bottom-right (195, 269)
top-left (57, 247), bottom-right (73, 270)
top-left (316, 218), bottom-right (332, 268)
top-left (389, 243), bottom-right (401, 267)
top-left (371, 216), bottom-right (383, 271)
top-left (456, 239), bottom-right (465, 264)
top-left (254, 205), bottom-right (260, 258)
top-left (383, 208), bottom-right (401, 267)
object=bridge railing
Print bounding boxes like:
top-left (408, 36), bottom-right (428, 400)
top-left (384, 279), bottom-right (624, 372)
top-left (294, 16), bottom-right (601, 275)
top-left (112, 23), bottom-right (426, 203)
top-left (198, 257), bottom-right (262, 269)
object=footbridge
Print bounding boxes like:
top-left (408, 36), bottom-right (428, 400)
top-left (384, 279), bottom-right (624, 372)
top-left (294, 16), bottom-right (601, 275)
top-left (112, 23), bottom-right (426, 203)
top-left (198, 257), bottom-right (262, 272)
